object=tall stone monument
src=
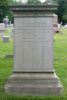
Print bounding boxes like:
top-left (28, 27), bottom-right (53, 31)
top-left (5, 4), bottom-right (63, 95)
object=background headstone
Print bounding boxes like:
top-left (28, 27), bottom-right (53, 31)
top-left (2, 36), bottom-right (10, 42)
top-left (0, 23), bottom-right (6, 36)
top-left (53, 14), bottom-right (60, 33)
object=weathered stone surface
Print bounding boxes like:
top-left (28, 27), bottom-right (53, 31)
top-left (14, 17), bottom-right (53, 72)
top-left (5, 5), bottom-right (63, 96)
top-left (5, 73), bottom-right (62, 96)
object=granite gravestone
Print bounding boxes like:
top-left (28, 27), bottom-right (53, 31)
top-left (53, 14), bottom-right (60, 33)
top-left (2, 36), bottom-right (10, 42)
top-left (5, 4), bottom-right (63, 95)
top-left (0, 23), bottom-right (5, 36)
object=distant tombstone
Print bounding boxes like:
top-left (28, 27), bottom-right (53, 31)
top-left (64, 24), bottom-right (67, 28)
top-left (60, 22), bottom-right (63, 35)
top-left (10, 24), bottom-right (14, 37)
top-left (0, 23), bottom-right (6, 36)
top-left (5, 4), bottom-right (63, 95)
top-left (3, 16), bottom-right (9, 27)
top-left (2, 36), bottom-right (10, 42)
top-left (53, 14), bottom-right (60, 33)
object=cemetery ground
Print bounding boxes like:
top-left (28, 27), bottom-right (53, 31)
top-left (0, 29), bottom-right (67, 100)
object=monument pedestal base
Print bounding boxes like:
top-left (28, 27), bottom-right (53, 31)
top-left (5, 72), bottom-right (63, 96)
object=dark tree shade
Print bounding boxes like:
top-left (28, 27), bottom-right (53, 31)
top-left (57, 0), bottom-right (65, 23)
top-left (0, 0), bottom-right (8, 22)
top-left (0, 0), bottom-right (14, 23)
top-left (62, 0), bottom-right (67, 23)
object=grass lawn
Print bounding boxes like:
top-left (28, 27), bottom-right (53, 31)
top-left (0, 29), bottom-right (67, 100)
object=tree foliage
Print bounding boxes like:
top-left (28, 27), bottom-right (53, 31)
top-left (55, 0), bottom-right (67, 24)
top-left (57, 0), bottom-right (65, 23)
top-left (0, 0), bottom-right (15, 23)
top-left (0, 0), bottom-right (9, 22)
top-left (62, 0), bottom-right (67, 23)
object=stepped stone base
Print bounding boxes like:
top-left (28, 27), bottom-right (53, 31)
top-left (5, 72), bottom-right (63, 96)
